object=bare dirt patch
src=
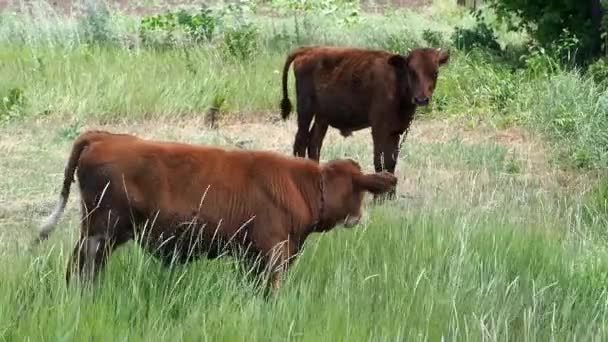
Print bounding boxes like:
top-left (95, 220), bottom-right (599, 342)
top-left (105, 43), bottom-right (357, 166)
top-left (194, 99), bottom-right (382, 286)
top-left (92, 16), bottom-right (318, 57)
top-left (75, 113), bottom-right (549, 170)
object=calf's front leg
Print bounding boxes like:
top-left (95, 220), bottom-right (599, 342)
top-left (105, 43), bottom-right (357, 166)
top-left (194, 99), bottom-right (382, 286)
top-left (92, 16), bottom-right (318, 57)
top-left (260, 237), bottom-right (300, 294)
top-left (372, 130), bottom-right (401, 201)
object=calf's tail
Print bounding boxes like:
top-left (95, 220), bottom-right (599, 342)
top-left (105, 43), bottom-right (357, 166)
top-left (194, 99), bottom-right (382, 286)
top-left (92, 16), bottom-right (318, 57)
top-left (280, 47), bottom-right (311, 120)
top-left (35, 132), bottom-right (93, 243)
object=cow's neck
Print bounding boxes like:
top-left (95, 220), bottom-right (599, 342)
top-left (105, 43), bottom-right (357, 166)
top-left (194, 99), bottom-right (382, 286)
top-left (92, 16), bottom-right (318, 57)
top-left (396, 71), bottom-right (415, 114)
top-left (399, 93), bottom-right (417, 115)
top-left (292, 173), bottom-right (325, 250)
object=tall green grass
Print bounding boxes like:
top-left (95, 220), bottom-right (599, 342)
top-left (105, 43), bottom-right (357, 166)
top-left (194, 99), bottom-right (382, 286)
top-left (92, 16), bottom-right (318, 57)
top-left (1, 115), bottom-right (607, 340)
top-left (3, 189), bottom-right (608, 340)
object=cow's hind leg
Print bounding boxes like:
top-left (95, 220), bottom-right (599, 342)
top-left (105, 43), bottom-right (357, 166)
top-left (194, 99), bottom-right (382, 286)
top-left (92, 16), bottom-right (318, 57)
top-left (307, 119), bottom-right (329, 162)
top-left (66, 235), bottom-right (111, 286)
top-left (66, 209), bottom-right (132, 287)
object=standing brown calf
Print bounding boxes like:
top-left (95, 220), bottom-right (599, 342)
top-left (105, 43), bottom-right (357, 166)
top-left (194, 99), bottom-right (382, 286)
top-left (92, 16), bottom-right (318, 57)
top-left (35, 130), bottom-right (396, 292)
top-left (280, 45), bottom-right (449, 198)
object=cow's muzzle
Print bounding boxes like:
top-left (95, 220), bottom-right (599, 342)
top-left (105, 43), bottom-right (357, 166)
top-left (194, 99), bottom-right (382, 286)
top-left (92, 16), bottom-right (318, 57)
top-left (414, 96), bottom-right (430, 106)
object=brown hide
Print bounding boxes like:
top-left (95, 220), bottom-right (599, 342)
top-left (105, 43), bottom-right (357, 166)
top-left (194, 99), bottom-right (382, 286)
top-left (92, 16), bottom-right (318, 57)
top-left (280, 45), bottom-right (449, 199)
top-left (36, 130), bottom-right (397, 292)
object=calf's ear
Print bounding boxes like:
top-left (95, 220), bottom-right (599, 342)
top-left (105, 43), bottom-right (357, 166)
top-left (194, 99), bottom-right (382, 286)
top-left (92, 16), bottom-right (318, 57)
top-left (437, 48), bottom-right (450, 66)
top-left (388, 54), bottom-right (408, 69)
top-left (354, 171), bottom-right (398, 195)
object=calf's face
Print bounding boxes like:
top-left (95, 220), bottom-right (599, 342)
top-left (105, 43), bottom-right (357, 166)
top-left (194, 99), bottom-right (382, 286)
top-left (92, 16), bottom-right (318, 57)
top-left (321, 159), bottom-right (397, 229)
top-left (389, 47), bottom-right (450, 106)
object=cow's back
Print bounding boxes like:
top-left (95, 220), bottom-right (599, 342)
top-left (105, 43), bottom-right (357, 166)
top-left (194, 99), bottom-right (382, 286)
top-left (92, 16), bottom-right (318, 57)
top-left (293, 47), bottom-right (399, 128)
top-left (76, 137), bottom-right (319, 254)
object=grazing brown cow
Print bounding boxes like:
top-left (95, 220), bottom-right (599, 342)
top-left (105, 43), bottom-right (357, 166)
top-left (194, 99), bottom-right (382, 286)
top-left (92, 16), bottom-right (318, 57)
top-left (279, 45), bottom-right (449, 198)
top-left (35, 130), bottom-right (396, 292)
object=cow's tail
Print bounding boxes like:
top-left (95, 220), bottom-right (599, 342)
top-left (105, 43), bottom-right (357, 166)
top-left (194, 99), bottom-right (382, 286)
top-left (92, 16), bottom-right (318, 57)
top-left (280, 46), bottom-right (311, 120)
top-left (35, 132), bottom-right (93, 243)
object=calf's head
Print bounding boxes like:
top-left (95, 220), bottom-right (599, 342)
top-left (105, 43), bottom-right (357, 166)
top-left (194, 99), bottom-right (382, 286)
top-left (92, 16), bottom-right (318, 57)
top-left (388, 47), bottom-right (450, 106)
top-left (319, 158), bottom-right (397, 230)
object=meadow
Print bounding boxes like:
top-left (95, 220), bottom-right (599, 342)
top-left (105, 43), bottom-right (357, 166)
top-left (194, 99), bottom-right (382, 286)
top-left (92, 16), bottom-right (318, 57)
top-left (2, 0), bottom-right (608, 340)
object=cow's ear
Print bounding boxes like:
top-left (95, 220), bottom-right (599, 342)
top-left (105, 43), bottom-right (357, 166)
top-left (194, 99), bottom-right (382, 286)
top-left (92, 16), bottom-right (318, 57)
top-left (437, 48), bottom-right (450, 66)
top-left (388, 54), bottom-right (408, 70)
top-left (354, 171), bottom-right (397, 195)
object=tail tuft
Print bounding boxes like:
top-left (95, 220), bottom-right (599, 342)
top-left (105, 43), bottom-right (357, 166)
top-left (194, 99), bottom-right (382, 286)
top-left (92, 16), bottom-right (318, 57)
top-left (280, 98), bottom-right (292, 120)
top-left (33, 131), bottom-right (93, 245)
top-left (36, 197), bottom-right (68, 242)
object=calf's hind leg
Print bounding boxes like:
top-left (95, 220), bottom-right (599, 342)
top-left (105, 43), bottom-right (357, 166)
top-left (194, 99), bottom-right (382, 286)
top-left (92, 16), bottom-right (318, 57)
top-left (292, 75), bottom-right (315, 158)
top-left (66, 209), bottom-right (132, 286)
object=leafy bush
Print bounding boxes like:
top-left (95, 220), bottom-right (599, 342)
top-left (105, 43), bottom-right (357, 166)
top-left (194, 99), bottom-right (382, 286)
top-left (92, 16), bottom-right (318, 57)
top-left (519, 44), bottom-right (562, 78)
top-left (422, 28), bottom-right (447, 47)
top-left (78, 1), bottom-right (115, 45)
top-left (380, 30), bottom-right (424, 54)
top-left (139, 7), bottom-right (222, 48)
top-left (587, 57), bottom-right (608, 87)
top-left (265, 29), bottom-right (297, 51)
top-left (487, 0), bottom-right (603, 63)
top-left (222, 23), bottom-right (259, 61)
top-left (181, 8), bottom-right (221, 43)
top-left (451, 21), bottom-right (501, 53)
top-left (1, 87), bottom-right (26, 122)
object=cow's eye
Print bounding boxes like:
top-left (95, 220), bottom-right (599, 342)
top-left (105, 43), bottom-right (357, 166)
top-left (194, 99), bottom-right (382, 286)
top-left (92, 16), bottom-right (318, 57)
top-left (433, 71), bottom-right (438, 78)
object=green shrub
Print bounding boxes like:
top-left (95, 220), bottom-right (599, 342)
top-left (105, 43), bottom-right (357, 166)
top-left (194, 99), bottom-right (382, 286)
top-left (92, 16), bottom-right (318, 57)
top-left (519, 44), bottom-right (562, 78)
top-left (140, 11), bottom-right (184, 48)
top-left (180, 8), bottom-right (221, 43)
top-left (587, 57), bottom-right (608, 87)
top-left (380, 30), bottom-right (423, 54)
top-left (222, 23), bottom-right (259, 61)
top-left (78, 1), bottom-right (115, 45)
top-left (422, 28), bottom-right (447, 47)
top-left (264, 29), bottom-right (297, 51)
top-left (0, 87), bottom-right (26, 122)
top-left (139, 7), bottom-right (222, 48)
top-left (487, 0), bottom-right (602, 64)
top-left (452, 21), bottom-right (501, 53)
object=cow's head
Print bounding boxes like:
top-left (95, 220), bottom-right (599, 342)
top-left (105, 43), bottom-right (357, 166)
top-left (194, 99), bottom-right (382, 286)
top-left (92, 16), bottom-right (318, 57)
top-left (388, 47), bottom-right (450, 106)
top-left (318, 158), bottom-right (397, 231)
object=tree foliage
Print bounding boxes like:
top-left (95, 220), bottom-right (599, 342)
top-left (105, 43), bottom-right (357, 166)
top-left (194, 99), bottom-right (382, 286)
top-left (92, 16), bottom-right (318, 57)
top-left (487, 0), bottom-right (603, 63)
